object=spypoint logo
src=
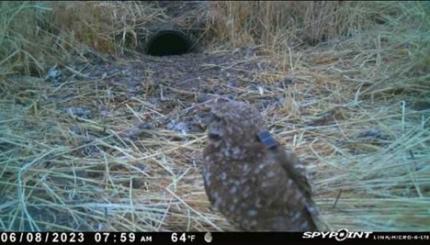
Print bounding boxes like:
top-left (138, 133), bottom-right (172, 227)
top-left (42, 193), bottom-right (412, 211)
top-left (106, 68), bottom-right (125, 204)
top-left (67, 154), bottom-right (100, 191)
top-left (303, 228), bottom-right (372, 242)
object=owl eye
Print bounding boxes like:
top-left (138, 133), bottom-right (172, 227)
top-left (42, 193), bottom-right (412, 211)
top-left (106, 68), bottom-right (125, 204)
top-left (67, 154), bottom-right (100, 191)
top-left (211, 113), bottom-right (222, 122)
top-left (208, 132), bottom-right (222, 141)
top-left (256, 130), bottom-right (278, 150)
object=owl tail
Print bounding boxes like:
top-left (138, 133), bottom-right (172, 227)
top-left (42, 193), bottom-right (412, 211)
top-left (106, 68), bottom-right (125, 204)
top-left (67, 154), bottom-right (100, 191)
top-left (304, 201), bottom-right (331, 231)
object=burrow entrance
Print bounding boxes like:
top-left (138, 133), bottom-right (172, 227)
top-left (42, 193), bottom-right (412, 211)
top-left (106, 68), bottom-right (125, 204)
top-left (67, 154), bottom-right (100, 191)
top-left (145, 30), bottom-right (196, 56)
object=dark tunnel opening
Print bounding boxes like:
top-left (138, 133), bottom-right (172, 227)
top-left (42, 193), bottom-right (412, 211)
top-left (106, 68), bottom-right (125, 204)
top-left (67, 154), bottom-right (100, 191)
top-left (145, 30), bottom-right (194, 56)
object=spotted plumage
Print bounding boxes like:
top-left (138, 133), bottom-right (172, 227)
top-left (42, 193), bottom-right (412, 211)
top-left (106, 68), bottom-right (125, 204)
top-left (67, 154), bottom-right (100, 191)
top-left (202, 99), bottom-right (321, 231)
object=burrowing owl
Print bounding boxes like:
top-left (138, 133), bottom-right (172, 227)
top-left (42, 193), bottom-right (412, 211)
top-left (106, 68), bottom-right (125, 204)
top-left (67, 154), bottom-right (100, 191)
top-left (202, 99), bottom-right (321, 231)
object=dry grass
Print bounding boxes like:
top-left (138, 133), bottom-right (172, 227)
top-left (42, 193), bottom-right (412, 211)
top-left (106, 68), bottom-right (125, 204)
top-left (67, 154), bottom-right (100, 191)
top-left (0, 1), bottom-right (168, 76)
top-left (0, 1), bottom-right (429, 231)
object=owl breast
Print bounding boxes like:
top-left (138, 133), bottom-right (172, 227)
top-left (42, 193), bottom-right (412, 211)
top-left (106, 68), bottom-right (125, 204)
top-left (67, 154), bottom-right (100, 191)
top-left (203, 148), bottom-right (311, 231)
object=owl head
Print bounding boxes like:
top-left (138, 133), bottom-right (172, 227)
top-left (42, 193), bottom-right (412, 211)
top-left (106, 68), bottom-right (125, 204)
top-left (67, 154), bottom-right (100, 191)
top-left (205, 99), bottom-right (277, 160)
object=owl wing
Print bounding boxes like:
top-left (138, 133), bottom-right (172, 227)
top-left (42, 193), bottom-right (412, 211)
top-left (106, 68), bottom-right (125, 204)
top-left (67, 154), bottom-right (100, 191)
top-left (257, 130), bottom-right (312, 199)
top-left (201, 148), bottom-right (217, 208)
top-left (277, 150), bottom-right (313, 200)
top-left (275, 149), bottom-right (330, 231)
top-left (258, 131), bottom-right (323, 230)
top-left (255, 150), bottom-right (319, 231)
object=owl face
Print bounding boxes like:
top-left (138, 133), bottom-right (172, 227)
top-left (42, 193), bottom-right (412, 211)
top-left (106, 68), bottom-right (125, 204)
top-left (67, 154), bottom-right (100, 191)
top-left (206, 100), bottom-right (268, 160)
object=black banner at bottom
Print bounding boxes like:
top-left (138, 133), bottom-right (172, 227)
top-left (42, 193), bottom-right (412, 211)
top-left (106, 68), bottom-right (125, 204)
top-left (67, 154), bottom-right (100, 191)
top-left (0, 231), bottom-right (429, 244)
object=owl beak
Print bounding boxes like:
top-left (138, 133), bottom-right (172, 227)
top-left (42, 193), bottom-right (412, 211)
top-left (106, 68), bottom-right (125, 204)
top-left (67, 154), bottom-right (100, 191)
top-left (207, 126), bottom-right (223, 141)
top-left (208, 125), bottom-right (222, 141)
